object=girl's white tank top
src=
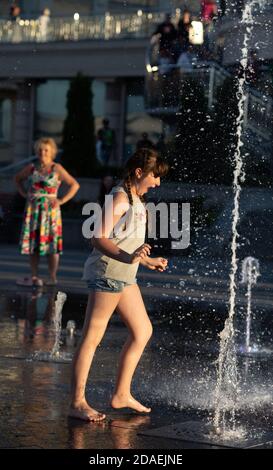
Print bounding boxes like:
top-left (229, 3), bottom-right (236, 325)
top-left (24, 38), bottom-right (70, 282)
top-left (82, 185), bottom-right (147, 283)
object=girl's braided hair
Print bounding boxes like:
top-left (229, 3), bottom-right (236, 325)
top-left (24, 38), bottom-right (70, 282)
top-left (123, 148), bottom-right (169, 206)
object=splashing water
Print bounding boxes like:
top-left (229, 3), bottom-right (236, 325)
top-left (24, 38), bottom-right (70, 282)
top-left (29, 291), bottom-right (72, 363)
top-left (50, 291), bottom-right (67, 359)
top-left (66, 320), bottom-right (76, 336)
top-left (241, 257), bottom-right (260, 285)
top-left (213, 1), bottom-right (264, 433)
top-left (240, 257), bottom-right (260, 353)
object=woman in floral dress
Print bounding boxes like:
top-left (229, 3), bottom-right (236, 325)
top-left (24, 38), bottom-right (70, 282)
top-left (14, 137), bottom-right (80, 286)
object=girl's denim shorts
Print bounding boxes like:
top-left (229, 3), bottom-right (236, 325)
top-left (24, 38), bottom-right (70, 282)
top-left (87, 277), bottom-right (136, 293)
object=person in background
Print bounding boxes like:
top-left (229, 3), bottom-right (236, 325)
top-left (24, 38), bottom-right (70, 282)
top-left (14, 137), bottom-right (80, 287)
top-left (39, 8), bottom-right (51, 42)
top-left (177, 9), bottom-right (192, 52)
top-left (10, 3), bottom-right (21, 42)
top-left (177, 45), bottom-right (197, 71)
top-left (200, 0), bottom-right (218, 57)
top-left (136, 132), bottom-right (155, 150)
top-left (152, 13), bottom-right (177, 57)
top-left (98, 119), bottom-right (116, 167)
top-left (9, 4), bottom-right (20, 21)
top-left (201, 0), bottom-right (218, 23)
top-left (157, 47), bottom-right (175, 76)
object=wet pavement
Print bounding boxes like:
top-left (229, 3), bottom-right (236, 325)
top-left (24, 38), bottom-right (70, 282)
top-left (1, 285), bottom-right (273, 449)
top-left (1, 244), bottom-right (273, 449)
top-left (0, 290), bottom-right (209, 449)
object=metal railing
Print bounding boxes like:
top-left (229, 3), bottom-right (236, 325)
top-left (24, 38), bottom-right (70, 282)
top-left (0, 12), bottom-right (165, 43)
top-left (145, 40), bottom-right (272, 146)
top-left (0, 3), bottom-right (271, 44)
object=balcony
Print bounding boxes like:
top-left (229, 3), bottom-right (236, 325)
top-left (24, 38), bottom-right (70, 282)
top-left (0, 12), bottom-right (166, 44)
top-left (144, 42), bottom-right (272, 155)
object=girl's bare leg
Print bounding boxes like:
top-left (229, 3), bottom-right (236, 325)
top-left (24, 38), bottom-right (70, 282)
top-left (47, 253), bottom-right (59, 283)
top-left (69, 291), bottom-right (121, 422)
top-left (111, 284), bottom-right (153, 413)
top-left (30, 253), bottom-right (40, 278)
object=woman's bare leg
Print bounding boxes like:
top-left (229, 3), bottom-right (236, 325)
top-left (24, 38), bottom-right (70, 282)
top-left (69, 290), bottom-right (122, 421)
top-left (30, 253), bottom-right (40, 278)
top-left (111, 284), bottom-right (153, 413)
top-left (47, 253), bottom-right (59, 282)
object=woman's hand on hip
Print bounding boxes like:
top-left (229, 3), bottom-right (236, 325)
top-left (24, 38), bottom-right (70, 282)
top-left (50, 198), bottom-right (62, 208)
top-left (56, 198), bottom-right (64, 206)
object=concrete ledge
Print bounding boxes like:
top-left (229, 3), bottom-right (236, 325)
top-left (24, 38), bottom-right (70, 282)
top-left (0, 38), bottom-right (148, 78)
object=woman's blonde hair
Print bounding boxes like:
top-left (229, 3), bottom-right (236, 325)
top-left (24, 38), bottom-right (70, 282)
top-left (34, 137), bottom-right (58, 159)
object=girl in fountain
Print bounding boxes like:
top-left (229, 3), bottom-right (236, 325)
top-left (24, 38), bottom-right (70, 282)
top-left (69, 148), bottom-right (169, 421)
top-left (14, 137), bottom-right (80, 286)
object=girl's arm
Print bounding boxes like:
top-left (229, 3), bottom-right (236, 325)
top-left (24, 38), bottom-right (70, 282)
top-left (140, 257), bottom-right (150, 268)
top-left (140, 256), bottom-right (168, 272)
top-left (14, 164), bottom-right (33, 198)
top-left (92, 191), bottom-right (151, 264)
top-left (55, 164), bottom-right (80, 205)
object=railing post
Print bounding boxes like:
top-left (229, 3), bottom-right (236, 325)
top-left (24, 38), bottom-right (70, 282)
top-left (104, 12), bottom-right (112, 40)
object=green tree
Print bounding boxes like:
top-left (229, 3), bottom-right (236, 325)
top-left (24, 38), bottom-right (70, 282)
top-left (62, 73), bottom-right (96, 177)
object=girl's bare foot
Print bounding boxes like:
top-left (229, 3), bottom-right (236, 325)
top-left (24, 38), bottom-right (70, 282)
top-left (110, 394), bottom-right (151, 413)
top-left (68, 401), bottom-right (106, 422)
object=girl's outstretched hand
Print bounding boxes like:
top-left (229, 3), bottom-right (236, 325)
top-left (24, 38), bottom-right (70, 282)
top-left (147, 257), bottom-right (168, 272)
top-left (131, 244), bottom-right (151, 264)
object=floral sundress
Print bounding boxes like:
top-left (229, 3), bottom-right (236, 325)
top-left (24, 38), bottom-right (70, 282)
top-left (20, 163), bottom-right (63, 255)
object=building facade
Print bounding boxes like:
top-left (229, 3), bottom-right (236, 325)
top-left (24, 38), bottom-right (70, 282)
top-left (0, 1), bottom-right (201, 17)
top-left (0, 36), bottom-right (163, 167)
top-left (0, 1), bottom-right (272, 168)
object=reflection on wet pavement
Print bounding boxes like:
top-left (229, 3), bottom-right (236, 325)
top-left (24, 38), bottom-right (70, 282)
top-left (1, 289), bottom-right (273, 449)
